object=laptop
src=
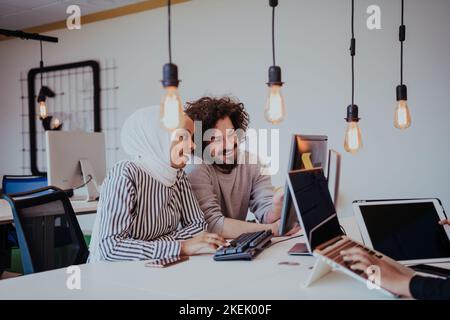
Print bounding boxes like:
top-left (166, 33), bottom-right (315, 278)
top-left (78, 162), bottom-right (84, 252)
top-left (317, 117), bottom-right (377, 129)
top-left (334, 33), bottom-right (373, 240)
top-left (353, 199), bottom-right (450, 265)
top-left (286, 168), bottom-right (343, 254)
top-left (286, 168), bottom-right (413, 297)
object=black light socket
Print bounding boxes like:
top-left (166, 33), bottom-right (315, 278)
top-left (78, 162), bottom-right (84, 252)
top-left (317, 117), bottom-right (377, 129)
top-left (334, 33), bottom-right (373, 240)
top-left (41, 86), bottom-right (55, 97)
top-left (161, 63), bottom-right (180, 88)
top-left (41, 116), bottom-right (52, 130)
top-left (269, 0), bottom-right (278, 7)
top-left (267, 65), bottom-right (283, 86)
top-left (396, 84), bottom-right (408, 101)
top-left (399, 25), bottom-right (406, 42)
top-left (37, 86), bottom-right (55, 102)
top-left (345, 104), bottom-right (360, 122)
top-left (350, 38), bottom-right (356, 56)
top-left (37, 93), bottom-right (46, 103)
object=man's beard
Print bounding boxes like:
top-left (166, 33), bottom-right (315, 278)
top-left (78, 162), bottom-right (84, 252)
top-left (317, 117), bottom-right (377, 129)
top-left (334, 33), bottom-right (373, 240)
top-left (213, 144), bottom-right (238, 174)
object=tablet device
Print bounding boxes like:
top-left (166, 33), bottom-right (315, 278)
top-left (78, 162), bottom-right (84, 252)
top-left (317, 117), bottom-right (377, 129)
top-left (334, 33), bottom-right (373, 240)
top-left (353, 199), bottom-right (450, 265)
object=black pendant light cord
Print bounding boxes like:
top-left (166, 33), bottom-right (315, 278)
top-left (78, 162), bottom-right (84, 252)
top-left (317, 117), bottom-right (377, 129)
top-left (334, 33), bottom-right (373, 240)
top-left (350, 0), bottom-right (355, 106)
top-left (345, 0), bottom-right (359, 129)
top-left (161, 0), bottom-right (179, 88)
top-left (168, 0), bottom-right (172, 64)
top-left (272, 5), bottom-right (276, 66)
top-left (400, 0), bottom-right (405, 85)
top-left (39, 40), bottom-right (44, 86)
top-left (267, 0), bottom-right (282, 86)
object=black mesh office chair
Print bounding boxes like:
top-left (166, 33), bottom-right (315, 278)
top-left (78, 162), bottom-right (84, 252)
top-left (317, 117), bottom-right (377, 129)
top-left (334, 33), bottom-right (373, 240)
top-left (3, 186), bottom-right (89, 274)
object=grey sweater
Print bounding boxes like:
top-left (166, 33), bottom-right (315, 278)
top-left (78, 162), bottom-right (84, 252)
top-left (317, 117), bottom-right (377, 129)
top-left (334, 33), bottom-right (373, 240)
top-left (186, 156), bottom-right (274, 234)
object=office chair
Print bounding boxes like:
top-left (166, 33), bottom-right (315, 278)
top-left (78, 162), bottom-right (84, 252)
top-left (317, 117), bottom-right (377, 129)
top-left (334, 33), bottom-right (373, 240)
top-left (1, 175), bottom-right (48, 250)
top-left (3, 186), bottom-right (89, 274)
top-left (2, 175), bottom-right (48, 195)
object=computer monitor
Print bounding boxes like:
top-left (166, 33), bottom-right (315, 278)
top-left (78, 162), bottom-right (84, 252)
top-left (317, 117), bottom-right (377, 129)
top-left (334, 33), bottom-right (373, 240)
top-left (279, 135), bottom-right (328, 236)
top-left (46, 131), bottom-right (106, 201)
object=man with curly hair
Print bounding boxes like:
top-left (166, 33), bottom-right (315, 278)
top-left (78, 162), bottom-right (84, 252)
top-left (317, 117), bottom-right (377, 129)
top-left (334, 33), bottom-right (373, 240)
top-left (185, 96), bottom-right (289, 238)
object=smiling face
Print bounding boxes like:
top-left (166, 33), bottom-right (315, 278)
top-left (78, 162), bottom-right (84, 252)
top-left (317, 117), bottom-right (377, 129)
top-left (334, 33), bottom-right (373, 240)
top-left (209, 116), bottom-right (238, 165)
top-left (184, 96), bottom-right (249, 172)
top-left (169, 115), bottom-right (196, 169)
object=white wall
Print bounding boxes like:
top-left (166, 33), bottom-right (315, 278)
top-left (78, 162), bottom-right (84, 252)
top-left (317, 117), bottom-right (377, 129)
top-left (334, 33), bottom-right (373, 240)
top-left (1, 0), bottom-right (450, 231)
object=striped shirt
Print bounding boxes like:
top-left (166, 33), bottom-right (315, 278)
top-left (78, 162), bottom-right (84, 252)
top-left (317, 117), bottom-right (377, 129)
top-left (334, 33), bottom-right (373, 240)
top-left (88, 160), bottom-right (206, 262)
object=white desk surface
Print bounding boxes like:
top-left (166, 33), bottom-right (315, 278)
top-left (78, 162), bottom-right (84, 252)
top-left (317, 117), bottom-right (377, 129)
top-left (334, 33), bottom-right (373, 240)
top-left (0, 217), bottom-right (402, 300)
top-left (0, 199), bottom-right (97, 224)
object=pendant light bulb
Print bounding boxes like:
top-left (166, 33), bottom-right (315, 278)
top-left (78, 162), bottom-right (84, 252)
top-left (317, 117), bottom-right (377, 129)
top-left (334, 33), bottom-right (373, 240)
top-left (265, 64), bottom-right (285, 125)
top-left (160, 85), bottom-right (183, 131)
top-left (39, 101), bottom-right (48, 119)
top-left (395, 1), bottom-right (411, 130)
top-left (344, 121), bottom-right (363, 154)
top-left (159, 0), bottom-right (183, 131)
top-left (37, 40), bottom-right (49, 121)
top-left (37, 87), bottom-right (48, 119)
top-left (264, 84), bottom-right (285, 124)
top-left (344, 0), bottom-right (362, 154)
top-left (344, 104), bottom-right (362, 154)
top-left (52, 117), bottom-right (62, 130)
top-left (264, 0), bottom-right (285, 125)
top-left (394, 100), bottom-right (411, 129)
top-left (39, 100), bottom-right (48, 119)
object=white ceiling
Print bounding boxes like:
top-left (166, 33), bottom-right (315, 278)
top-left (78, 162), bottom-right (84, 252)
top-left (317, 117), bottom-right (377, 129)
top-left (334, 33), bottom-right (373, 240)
top-left (0, 0), bottom-right (148, 30)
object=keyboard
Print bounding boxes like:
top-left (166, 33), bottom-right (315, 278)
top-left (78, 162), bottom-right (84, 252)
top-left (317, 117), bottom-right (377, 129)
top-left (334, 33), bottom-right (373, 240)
top-left (213, 230), bottom-right (273, 261)
top-left (315, 236), bottom-right (382, 279)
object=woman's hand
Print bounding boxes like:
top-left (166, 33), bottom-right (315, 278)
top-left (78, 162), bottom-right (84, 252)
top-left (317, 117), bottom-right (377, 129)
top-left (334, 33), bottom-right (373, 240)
top-left (340, 247), bottom-right (413, 297)
top-left (438, 218), bottom-right (450, 226)
top-left (180, 232), bottom-right (228, 256)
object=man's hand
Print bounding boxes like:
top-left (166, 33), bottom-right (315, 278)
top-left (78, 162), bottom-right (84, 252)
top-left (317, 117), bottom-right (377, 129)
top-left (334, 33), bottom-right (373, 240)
top-left (439, 218), bottom-right (450, 226)
top-left (268, 220), bottom-right (301, 237)
top-left (264, 187), bottom-right (284, 224)
top-left (269, 219), bottom-right (281, 236)
top-left (285, 223), bottom-right (301, 236)
top-left (273, 187), bottom-right (284, 209)
top-left (340, 247), bottom-right (413, 297)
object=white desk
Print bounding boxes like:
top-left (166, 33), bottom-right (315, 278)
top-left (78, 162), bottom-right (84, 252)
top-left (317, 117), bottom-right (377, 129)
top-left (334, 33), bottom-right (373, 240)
top-left (0, 199), bottom-right (98, 225)
top-left (0, 218), bottom-right (399, 300)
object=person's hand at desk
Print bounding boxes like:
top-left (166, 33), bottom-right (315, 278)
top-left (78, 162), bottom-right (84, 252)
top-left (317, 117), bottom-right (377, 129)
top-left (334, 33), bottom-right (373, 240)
top-left (269, 220), bottom-right (301, 237)
top-left (269, 220), bottom-right (282, 236)
top-left (340, 247), bottom-right (413, 297)
top-left (341, 246), bottom-right (450, 300)
top-left (263, 188), bottom-right (300, 236)
top-left (180, 232), bottom-right (228, 255)
top-left (263, 187), bottom-right (284, 224)
top-left (439, 218), bottom-right (450, 226)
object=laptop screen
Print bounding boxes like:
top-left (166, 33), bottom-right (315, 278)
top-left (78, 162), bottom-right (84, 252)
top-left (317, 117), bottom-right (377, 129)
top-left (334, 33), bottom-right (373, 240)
top-left (359, 202), bottom-right (450, 261)
top-left (288, 168), bottom-right (343, 251)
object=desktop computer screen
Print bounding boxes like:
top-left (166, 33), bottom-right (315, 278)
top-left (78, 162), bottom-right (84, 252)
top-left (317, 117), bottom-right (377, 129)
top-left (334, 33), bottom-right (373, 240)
top-left (45, 131), bottom-right (106, 201)
top-left (279, 135), bottom-right (328, 236)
